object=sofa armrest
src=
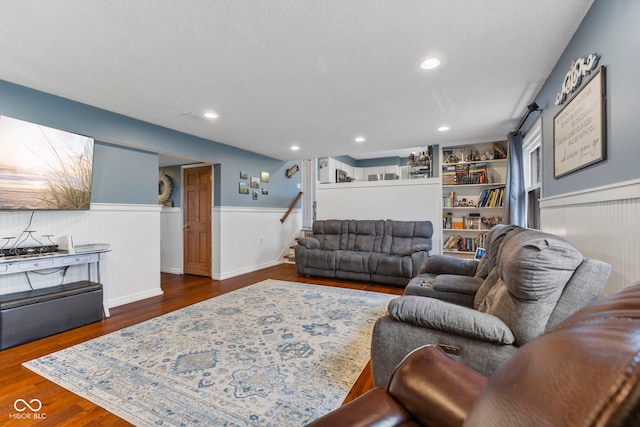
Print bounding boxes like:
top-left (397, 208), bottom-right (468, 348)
top-left (388, 345), bottom-right (487, 427)
top-left (304, 387), bottom-right (412, 427)
top-left (404, 243), bottom-right (432, 255)
top-left (419, 254), bottom-right (478, 276)
top-left (388, 296), bottom-right (515, 344)
top-left (305, 346), bottom-right (487, 427)
top-left (297, 237), bottom-right (321, 249)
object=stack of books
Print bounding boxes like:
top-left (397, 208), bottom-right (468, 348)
top-left (442, 165), bottom-right (457, 185)
top-left (477, 186), bottom-right (505, 207)
top-left (442, 233), bottom-right (488, 252)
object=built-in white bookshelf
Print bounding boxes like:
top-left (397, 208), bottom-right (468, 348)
top-left (441, 142), bottom-right (508, 258)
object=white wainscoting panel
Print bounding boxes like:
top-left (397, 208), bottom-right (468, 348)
top-left (0, 203), bottom-right (163, 307)
top-left (540, 179), bottom-right (640, 296)
top-left (317, 179), bottom-right (442, 254)
top-left (160, 207), bottom-right (183, 274)
top-left (213, 207), bottom-right (302, 280)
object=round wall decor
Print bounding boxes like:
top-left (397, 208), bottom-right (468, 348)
top-left (158, 172), bottom-right (173, 203)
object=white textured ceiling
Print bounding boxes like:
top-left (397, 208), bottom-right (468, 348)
top-left (0, 1), bottom-right (594, 163)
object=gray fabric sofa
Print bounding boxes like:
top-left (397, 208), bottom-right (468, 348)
top-left (370, 225), bottom-right (612, 385)
top-left (295, 219), bottom-right (433, 287)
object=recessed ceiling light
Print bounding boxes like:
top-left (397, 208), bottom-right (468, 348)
top-left (355, 137), bottom-right (366, 143)
top-left (420, 57), bottom-right (441, 70)
top-left (290, 145), bottom-right (300, 151)
top-left (438, 126), bottom-right (450, 132)
top-left (203, 112), bottom-right (219, 119)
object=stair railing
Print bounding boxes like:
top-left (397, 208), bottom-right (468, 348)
top-left (281, 191), bottom-right (303, 223)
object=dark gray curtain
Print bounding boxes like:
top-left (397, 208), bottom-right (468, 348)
top-left (503, 131), bottom-right (526, 226)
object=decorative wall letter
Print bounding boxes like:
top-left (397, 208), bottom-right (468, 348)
top-left (555, 53), bottom-right (600, 105)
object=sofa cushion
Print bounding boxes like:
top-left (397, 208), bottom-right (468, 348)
top-left (546, 257), bottom-right (611, 330)
top-left (432, 274), bottom-right (484, 295)
top-left (388, 296), bottom-right (515, 344)
top-left (347, 220), bottom-right (385, 252)
top-left (336, 250), bottom-right (371, 274)
top-left (404, 243), bottom-right (432, 255)
top-left (419, 255), bottom-right (478, 276)
top-left (405, 274), bottom-right (484, 307)
top-left (369, 252), bottom-right (413, 278)
top-left (476, 229), bottom-right (583, 344)
top-left (475, 225), bottom-right (520, 279)
top-left (313, 219), bottom-right (348, 251)
top-left (381, 220), bottom-right (433, 255)
top-left (296, 237), bottom-right (320, 249)
top-left (297, 249), bottom-right (336, 271)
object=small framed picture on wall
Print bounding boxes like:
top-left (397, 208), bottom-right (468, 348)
top-left (239, 182), bottom-right (249, 194)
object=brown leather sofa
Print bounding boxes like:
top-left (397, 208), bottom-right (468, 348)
top-left (305, 282), bottom-right (640, 427)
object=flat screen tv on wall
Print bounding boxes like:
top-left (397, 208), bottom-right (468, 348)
top-left (0, 115), bottom-right (95, 210)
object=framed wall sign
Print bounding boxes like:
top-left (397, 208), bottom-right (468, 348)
top-left (553, 66), bottom-right (606, 178)
top-left (286, 164), bottom-right (299, 178)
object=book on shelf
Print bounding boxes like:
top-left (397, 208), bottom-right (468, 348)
top-left (442, 233), bottom-right (488, 252)
top-left (444, 187), bottom-right (504, 209)
top-left (455, 164), bottom-right (470, 184)
top-left (443, 214), bottom-right (502, 231)
top-left (443, 191), bottom-right (456, 207)
top-left (468, 163), bottom-right (487, 184)
top-left (465, 215), bottom-right (482, 230)
top-left (442, 212), bottom-right (453, 229)
top-left (478, 186), bottom-right (505, 207)
top-left (443, 234), bottom-right (461, 250)
top-left (451, 217), bottom-right (465, 229)
top-left (442, 162), bottom-right (489, 185)
top-left (442, 165), bottom-right (457, 185)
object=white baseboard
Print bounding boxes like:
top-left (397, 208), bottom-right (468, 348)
top-left (212, 260), bottom-right (286, 280)
top-left (161, 267), bottom-right (183, 275)
top-left (107, 289), bottom-right (164, 308)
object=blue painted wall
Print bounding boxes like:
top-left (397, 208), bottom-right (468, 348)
top-left (93, 142), bottom-right (158, 204)
top-left (0, 80), bottom-right (301, 207)
top-left (530, 0), bottom-right (639, 197)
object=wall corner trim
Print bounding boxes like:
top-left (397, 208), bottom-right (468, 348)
top-left (91, 203), bottom-right (163, 212)
top-left (540, 179), bottom-right (640, 208)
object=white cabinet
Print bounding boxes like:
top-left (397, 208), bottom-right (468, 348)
top-left (319, 156), bottom-right (420, 184)
top-left (319, 158), bottom-right (359, 183)
top-left (0, 251), bottom-right (110, 316)
top-left (384, 165), bottom-right (400, 180)
top-left (318, 157), bottom-right (333, 183)
top-left (353, 167), bottom-right (366, 182)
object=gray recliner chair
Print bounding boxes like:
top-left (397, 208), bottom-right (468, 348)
top-left (371, 226), bottom-right (612, 385)
top-left (403, 224), bottom-right (517, 307)
top-left (307, 282), bottom-right (640, 427)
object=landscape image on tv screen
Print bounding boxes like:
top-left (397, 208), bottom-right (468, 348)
top-left (0, 116), bottom-right (94, 210)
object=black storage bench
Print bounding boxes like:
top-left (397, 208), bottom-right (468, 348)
top-left (0, 281), bottom-right (104, 350)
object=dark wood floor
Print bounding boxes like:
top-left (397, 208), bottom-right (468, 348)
top-left (0, 263), bottom-right (403, 426)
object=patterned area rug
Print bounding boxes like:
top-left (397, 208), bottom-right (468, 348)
top-left (24, 279), bottom-right (394, 426)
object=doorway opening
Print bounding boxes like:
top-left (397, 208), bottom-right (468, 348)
top-left (183, 165), bottom-right (213, 276)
